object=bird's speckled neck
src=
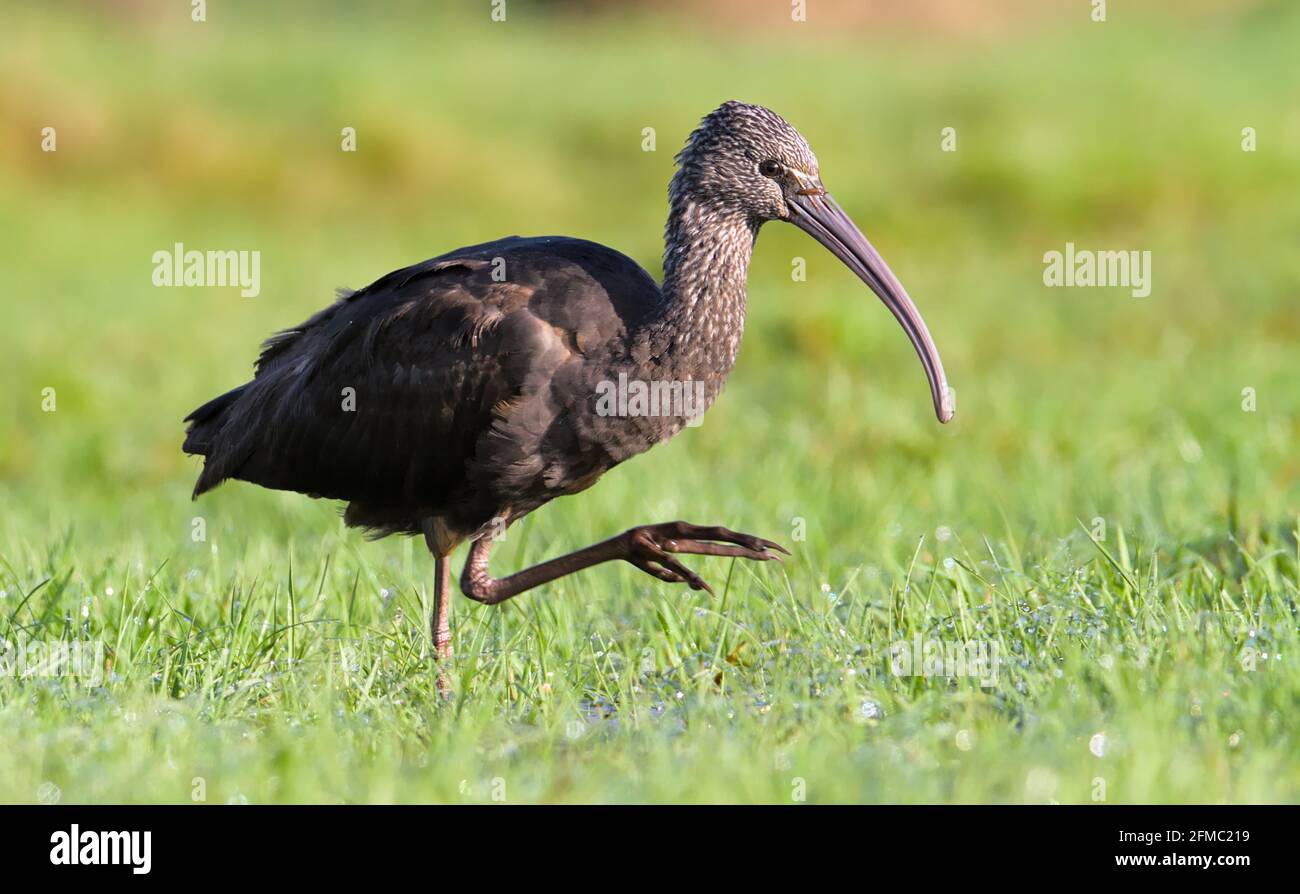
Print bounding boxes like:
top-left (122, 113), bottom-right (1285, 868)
top-left (653, 193), bottom-right (759, 390)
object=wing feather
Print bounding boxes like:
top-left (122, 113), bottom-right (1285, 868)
top-left (184, 235), bottom-right (661, 538)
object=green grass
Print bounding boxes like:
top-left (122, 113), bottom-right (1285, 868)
top-left (1, 1), bottom-right (1298, 803)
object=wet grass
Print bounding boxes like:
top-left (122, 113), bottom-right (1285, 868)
top-left (1, 1), bottom-right (1298, 802)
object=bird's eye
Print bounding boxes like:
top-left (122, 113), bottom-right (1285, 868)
top-left (759, 159), bottom-right (784, 178)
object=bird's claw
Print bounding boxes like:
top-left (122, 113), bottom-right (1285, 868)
top-left (622, 521), bottom-right (790, 595)
top-left (625, 528), bottom-right (713, 593)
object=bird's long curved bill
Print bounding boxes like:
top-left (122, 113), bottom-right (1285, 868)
top-left (788, 191), bottom-right (954, 423)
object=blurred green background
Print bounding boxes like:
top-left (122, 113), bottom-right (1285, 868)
top-left (0, 0), bottom-right (1297, 803)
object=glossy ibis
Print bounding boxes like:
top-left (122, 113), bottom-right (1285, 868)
top-left (183, 101), bottom-right (953, 668)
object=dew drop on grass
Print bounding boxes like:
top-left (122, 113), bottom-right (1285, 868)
top-left (860, 699), bottom-right (881, 719)
top-left (1089, 732), bottom-right (1106, 757)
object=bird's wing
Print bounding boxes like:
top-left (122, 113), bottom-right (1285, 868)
top-left (189, 252), bottom-right (538, 515)
top-left (186, 236), bottom-right (660, 537)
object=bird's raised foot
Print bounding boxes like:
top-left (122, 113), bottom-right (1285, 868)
top-left (621, 521), bottom-right (789, 595)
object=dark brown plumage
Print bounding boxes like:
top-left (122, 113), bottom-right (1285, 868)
top-left (183, 101), bottom-right (952, 674)
top-left (186, 236), bottom-right (665, 544)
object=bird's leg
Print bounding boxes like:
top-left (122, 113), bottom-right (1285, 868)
top-left (460, 521), bottom-right (789, 605)
top-left (432, 554), bottom-right (453, 661)
top-left (427, 552), bottom-right (454, 700)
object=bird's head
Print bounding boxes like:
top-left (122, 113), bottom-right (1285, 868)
top-left (673, 100), bottom-right (954, 424)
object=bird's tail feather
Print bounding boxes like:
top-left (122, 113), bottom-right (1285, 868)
top-left (183, 385), bottom-right (248, 495)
